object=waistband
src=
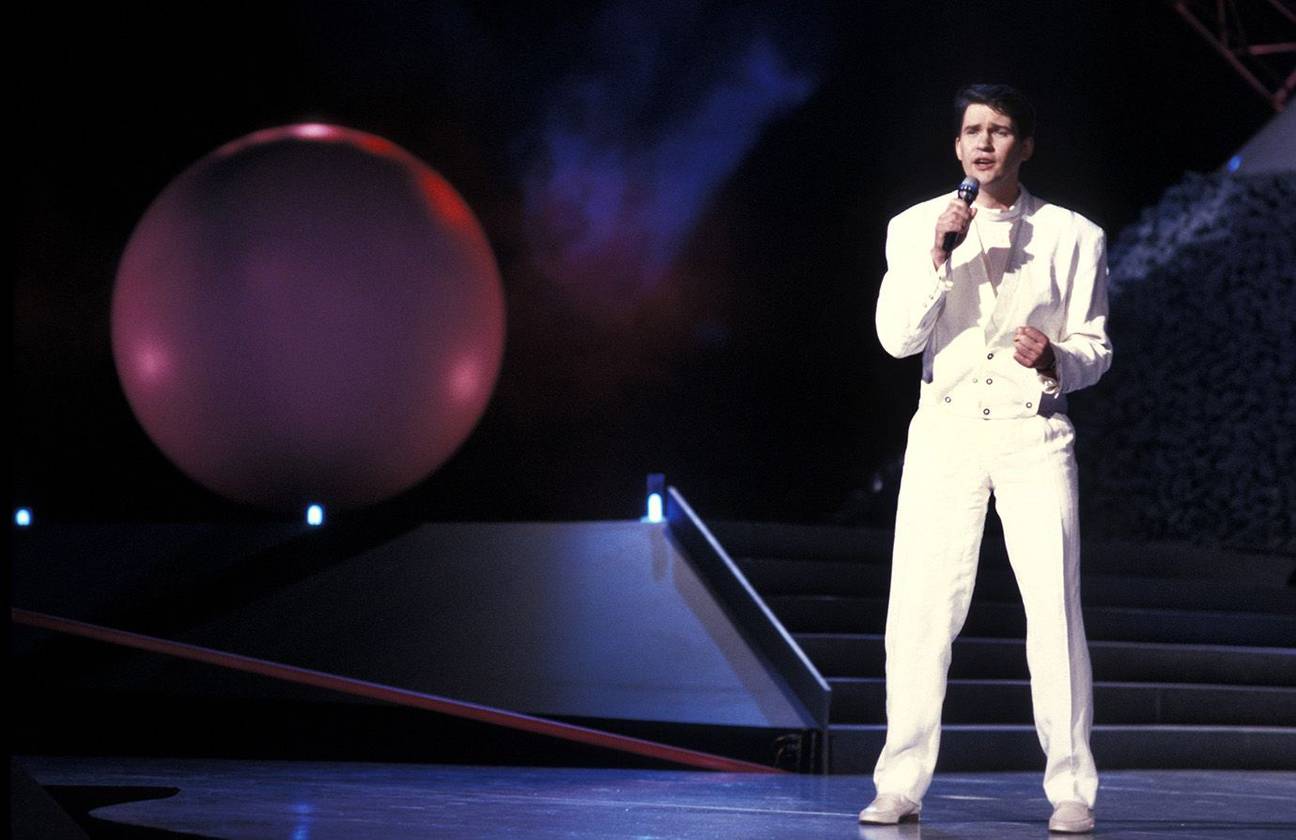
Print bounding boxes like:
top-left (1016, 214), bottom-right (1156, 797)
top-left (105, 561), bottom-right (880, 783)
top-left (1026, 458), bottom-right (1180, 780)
top-left (917, 383), bottom-right (1068, 419)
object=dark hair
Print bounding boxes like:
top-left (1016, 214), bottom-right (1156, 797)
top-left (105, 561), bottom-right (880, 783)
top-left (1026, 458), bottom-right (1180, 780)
top-left (954, 84), bottom-right (1036, 139)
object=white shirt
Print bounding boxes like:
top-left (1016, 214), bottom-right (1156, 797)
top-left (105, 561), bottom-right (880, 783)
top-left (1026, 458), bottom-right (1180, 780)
top-left (876, 185), bottom-right (1112, 419)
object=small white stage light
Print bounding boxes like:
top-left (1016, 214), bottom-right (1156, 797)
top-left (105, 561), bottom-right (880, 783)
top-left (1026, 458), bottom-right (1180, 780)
top-left (643, 473), bottom-right (666, 523)
top-left (646, 493), bottom-right (664, 523)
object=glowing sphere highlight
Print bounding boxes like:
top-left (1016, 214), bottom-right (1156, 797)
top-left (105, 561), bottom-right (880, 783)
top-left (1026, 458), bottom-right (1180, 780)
top-left (112, 124), bottom-right (505, 511)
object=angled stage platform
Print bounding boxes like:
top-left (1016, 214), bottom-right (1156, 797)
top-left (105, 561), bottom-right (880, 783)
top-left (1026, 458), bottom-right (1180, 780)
top-left (11, 490), bottom-right (828, 774)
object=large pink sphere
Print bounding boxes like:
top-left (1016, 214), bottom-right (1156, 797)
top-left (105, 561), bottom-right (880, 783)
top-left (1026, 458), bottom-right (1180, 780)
top-left (112, 124), bottom-right (506, 511)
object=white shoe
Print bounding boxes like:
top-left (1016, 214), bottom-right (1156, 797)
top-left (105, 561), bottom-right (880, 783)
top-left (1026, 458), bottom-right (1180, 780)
top-left (1048, 801), bottom-right (1095, 833)
top-left (858, 793), bottom-right (921, 824)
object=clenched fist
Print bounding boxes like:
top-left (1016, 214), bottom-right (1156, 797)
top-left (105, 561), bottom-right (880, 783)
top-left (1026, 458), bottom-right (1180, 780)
top-left (1013, 326), bottom-right (1056, 373)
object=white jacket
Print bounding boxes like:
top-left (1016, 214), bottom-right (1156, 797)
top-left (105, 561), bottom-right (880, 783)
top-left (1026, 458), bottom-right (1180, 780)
top-left (876, 185), bottom-right (1112, 418)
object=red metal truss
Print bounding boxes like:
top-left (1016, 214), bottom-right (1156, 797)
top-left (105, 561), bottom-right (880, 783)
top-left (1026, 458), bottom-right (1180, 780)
top-left (1170, 0), bottom-right (1296, 110)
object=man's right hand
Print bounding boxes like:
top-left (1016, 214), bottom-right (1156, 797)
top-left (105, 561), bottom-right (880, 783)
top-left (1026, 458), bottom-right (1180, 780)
top-left (931, 198), bottom-right (976, 269)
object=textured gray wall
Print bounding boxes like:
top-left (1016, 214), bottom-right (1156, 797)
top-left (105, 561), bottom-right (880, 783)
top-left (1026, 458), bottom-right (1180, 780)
top-left (1074, 171), bottom-right (1296, 552)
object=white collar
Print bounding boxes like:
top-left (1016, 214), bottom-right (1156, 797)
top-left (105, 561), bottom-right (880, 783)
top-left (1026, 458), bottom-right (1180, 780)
top-left (976, 184), bottom-right (1030, 222)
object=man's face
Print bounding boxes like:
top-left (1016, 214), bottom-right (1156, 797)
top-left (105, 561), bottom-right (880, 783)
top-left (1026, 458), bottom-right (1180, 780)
top-left (955, 103), bottom-right (1034, 191)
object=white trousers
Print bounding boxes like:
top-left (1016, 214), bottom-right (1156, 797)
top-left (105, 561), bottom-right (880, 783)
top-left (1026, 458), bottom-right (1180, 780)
top-left (873, 408), bottom-right (1098, 807)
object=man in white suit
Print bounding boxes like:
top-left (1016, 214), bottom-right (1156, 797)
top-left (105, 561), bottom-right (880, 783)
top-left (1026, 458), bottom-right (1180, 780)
top-left (859, 84), bottom-right (1111, 835)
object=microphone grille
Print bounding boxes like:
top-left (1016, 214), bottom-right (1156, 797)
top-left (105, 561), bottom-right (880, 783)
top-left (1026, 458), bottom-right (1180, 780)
top-left (958, 177), bottom-right (980, 204)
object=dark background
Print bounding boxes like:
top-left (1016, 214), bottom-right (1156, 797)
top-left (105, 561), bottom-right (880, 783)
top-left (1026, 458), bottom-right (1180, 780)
top-left (12, 0), bottom-right (1276, 524)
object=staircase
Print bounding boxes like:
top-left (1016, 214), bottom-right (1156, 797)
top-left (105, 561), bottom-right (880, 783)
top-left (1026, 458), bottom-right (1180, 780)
top-left (709, 521), bottom-right (1296, 773)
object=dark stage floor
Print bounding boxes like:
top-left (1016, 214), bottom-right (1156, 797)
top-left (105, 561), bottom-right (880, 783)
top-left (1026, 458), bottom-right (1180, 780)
top-left (17, 756), bottom-right (1296, 839)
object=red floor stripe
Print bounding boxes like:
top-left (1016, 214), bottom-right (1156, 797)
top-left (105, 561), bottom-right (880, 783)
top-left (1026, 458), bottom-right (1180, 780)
top-left (12, 607), bottom-right (780, 773)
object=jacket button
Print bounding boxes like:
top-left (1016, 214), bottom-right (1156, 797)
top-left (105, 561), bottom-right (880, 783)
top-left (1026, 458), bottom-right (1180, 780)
top-left (985, 378), bottom-right (993, 385)
top-left (983, 408), bottom-right (991, 416)
top-left (944, 396), bottom-right (951, 403)
top-left (1026, 401), bottom-right (1033, 408)
top-left (987, 352), bottom-right (994, 359)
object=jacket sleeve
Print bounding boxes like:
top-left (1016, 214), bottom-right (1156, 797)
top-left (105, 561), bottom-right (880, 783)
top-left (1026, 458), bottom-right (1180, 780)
top-left (875, 211), bottom-right (952, 359)
top-left (1051, 223), bottom-right (1113, 394)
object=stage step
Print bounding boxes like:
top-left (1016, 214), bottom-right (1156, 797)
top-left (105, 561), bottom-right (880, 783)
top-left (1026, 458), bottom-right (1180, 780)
top-left (829, 724), bottom-right (1296, 772)
top-left (703, 521), bottom-right (1296, 772)
top-left (766, 595), bottom-right (1296, 647)
top-left (711, 521), bottom-right (1293, 584)
top-left (828, 677), bottom-right (1296, 726)
top-left (738, 558), bottom-right (1296, 614)
top-left (796, 633), bottom-right (1296, 687)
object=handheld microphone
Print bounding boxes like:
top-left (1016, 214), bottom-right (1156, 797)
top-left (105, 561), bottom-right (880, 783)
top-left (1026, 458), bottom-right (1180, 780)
top-left (941, 177), bottom-right (980, 253)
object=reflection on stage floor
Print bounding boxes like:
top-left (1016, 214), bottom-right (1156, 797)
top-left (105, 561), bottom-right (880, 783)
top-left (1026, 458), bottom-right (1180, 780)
top-left (18, 756), bottom-right (1296, 840)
